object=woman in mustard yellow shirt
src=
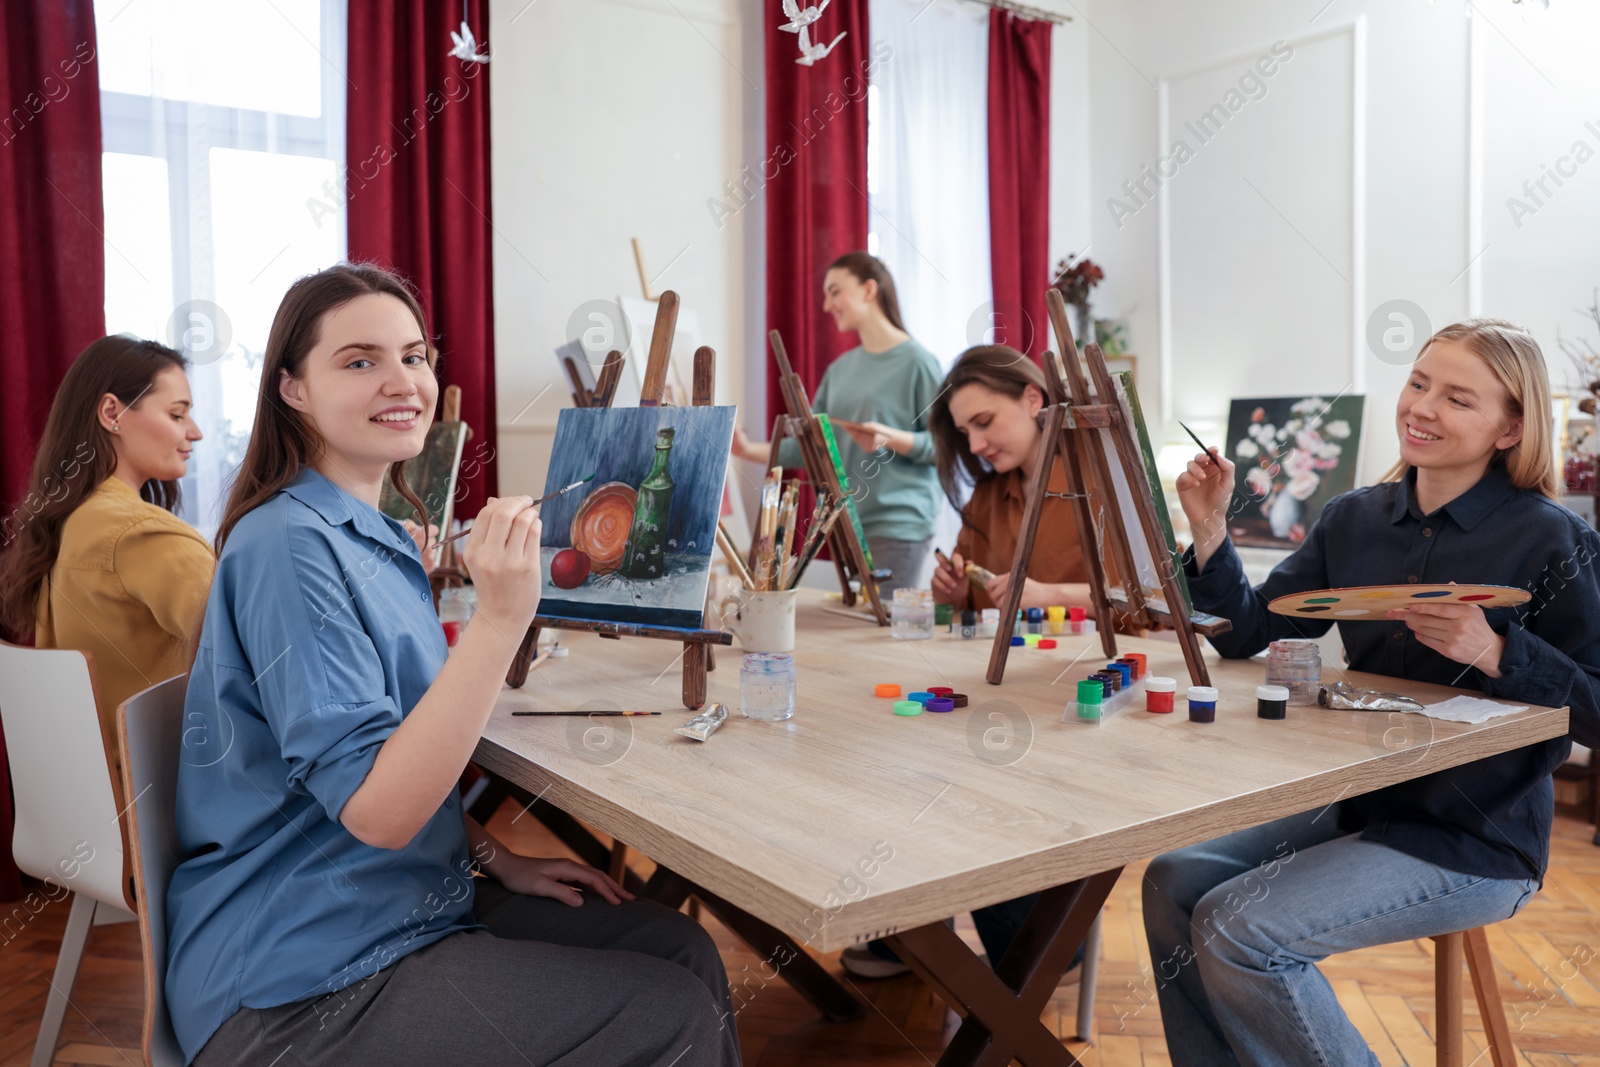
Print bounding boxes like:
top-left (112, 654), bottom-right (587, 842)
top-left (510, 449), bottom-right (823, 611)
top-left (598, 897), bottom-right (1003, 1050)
top-left (0, 335), bottom-right (212, 743)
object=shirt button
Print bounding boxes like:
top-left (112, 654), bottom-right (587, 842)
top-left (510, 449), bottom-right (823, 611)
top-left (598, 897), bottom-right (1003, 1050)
top-left (1394, 630), bottom-right (1405, 641)
top-left (1422, 528), bottom-right (1433, 538)
top-left (1408, 575), bottom-right (1419, 583)
top-left (422, 592), bottom-right (430, 601)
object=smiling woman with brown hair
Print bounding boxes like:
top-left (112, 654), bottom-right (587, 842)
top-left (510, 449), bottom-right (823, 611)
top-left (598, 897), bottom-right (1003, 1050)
top-left (0, 335), bottom-right (212, 748)
top-left (166, 262), bottom-right (739, 1067)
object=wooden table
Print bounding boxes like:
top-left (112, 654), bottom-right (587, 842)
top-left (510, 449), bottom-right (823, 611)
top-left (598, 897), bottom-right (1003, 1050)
top-left (476, 593), bottom-right (1569, 1066)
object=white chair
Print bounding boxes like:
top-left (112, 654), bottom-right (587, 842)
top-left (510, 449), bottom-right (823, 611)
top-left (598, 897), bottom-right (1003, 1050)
top-left (0, 640), bottom-right (138, 1067)
top-left (116, 674), bottom-right (189, 1067)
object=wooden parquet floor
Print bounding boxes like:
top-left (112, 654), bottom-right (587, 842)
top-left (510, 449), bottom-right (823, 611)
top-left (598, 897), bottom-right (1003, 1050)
top-left (5, 804), bottom-right (1598, 1067)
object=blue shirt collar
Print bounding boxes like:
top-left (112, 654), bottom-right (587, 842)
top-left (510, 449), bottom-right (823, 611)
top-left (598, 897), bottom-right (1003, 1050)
top-left (1390, 462), bottom-right (1518, 531)
top-left (281, 468), bottom-right (409, 548)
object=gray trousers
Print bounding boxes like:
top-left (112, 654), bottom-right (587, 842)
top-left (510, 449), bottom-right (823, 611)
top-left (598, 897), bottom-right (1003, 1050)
top-left (866, 535), bottom-right (933, 597)
top-left (195, 879), bottom-right (741, 1067)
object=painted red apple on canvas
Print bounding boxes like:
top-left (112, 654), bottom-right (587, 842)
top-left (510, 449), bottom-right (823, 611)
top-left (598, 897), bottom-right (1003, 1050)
top-left (549, 548), bottom-right (591, 589)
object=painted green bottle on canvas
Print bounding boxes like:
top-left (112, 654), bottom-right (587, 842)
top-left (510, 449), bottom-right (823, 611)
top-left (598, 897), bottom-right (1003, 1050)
top-left (622, 427), bottom-right (676, 579)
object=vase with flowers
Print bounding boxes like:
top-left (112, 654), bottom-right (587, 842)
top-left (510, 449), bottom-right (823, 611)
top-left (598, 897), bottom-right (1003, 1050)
top-left (1051, 254), bottom-right (1105, 346)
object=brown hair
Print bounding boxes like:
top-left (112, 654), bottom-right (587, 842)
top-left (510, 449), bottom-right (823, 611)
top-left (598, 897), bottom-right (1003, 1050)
top-left (928, 345), bottom-right (1050, 511)
top-left (214, 262), bottom-right (433, 554)
top-left (1381, 318), bottom-right (1558, 500)
top-left (0, 336), bottom-right (188, 640)
top-left (827, 251), bottom-right (906, 333)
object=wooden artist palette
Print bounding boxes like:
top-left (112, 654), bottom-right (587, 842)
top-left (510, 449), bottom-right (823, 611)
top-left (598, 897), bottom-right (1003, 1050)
top-left (1268, 584), bottom-right (1531, 619)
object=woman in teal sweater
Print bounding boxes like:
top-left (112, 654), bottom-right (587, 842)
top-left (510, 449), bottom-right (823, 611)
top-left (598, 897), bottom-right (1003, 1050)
top-left (733, 252), bottom-right (942, 593)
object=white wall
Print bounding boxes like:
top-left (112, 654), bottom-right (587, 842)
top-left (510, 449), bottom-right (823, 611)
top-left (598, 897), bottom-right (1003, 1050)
top-left (1083, 0), bottom-right (1600, 486)
top-left (489, 0), bottom-right (747, 497)
top-left (1048, 8), bottom-right (1092, 280)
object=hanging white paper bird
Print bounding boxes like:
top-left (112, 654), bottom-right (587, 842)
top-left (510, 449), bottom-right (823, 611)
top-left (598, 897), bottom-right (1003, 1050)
top-left (448, 19), bottom-right (490, 63)
top-left (794, 23), bottom-right (846, 66)
top-left (779, 0), bottom-right (831, 33)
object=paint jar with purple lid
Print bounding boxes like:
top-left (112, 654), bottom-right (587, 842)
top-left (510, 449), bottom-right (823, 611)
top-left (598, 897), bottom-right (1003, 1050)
top-left (1265, 639), bottom-right (1321, 705)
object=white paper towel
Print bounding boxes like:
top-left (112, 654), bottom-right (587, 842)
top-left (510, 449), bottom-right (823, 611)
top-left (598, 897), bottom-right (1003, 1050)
top-left (1414, 695), bottom-right (1529, 725)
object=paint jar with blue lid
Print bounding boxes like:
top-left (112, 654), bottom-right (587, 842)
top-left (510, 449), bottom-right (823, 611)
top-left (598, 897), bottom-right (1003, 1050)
top-left (1265, 639), bottom-right (1321, 705)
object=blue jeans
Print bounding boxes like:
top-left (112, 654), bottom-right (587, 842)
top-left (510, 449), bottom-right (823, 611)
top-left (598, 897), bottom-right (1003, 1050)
top-left (1142, 806), bottom-right (1536, 1067)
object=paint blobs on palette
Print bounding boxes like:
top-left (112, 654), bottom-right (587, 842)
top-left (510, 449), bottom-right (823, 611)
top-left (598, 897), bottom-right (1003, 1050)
top-left (1268, 583), bottom-right (1532, 619)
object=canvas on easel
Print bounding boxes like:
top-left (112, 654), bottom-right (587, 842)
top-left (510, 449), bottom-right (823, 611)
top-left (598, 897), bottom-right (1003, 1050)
top-left (985, 288), bottom-right (1231, 688)
top-left (755, 329), bottom-right (890, 625)
top-left (380, 383), bottom-right (469, 534)
top-left (505, 291), bottom-right (733, 708)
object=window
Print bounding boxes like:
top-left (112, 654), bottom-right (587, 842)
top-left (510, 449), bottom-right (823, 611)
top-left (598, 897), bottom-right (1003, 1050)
top-left (96, 0), bottom-right (347, 535)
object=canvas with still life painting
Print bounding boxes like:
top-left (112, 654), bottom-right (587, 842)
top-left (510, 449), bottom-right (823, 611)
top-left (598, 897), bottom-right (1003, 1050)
top-left (1224, 395), bottom-right (1365, 549)
top-left (537, 405), bottom-right (736, 630)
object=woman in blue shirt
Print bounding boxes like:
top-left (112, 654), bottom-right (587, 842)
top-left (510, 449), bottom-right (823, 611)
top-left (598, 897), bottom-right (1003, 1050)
top-left (166, 263), bottom-right (740, 1066)
top-left (1144, 319), bottom-right (1600, 1065)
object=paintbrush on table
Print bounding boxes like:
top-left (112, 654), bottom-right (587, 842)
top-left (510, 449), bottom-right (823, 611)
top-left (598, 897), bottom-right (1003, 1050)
top-left (434, 474), bottom-right (595, 549)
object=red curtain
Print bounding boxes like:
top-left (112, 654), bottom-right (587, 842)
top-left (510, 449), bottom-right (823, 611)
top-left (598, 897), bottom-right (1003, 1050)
top-left (986, 9), bottom-right (1051, 360)
top-left (1, 0), bottom-right (105, 512)
top-left (347, 0), bottom-right (497, 515)
top-left (0, 0), bottom-right (103, 903)
top-left (763, 0), bottom-right (872, 425)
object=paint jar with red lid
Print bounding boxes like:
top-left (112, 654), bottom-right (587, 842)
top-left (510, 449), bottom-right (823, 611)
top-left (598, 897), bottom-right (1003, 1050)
top-left (1145, 676), bottom-right (1177, 713)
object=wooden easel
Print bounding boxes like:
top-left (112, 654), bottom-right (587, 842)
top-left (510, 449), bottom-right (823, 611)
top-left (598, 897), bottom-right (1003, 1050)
top-left (505, 290), bottom-right (733, 708)
top-left (561, 348), bottom-right (625, 409)
top-left (759, 329), bottom-right (890, 625)
top-left (986, 288), bottom-right (1228, 687)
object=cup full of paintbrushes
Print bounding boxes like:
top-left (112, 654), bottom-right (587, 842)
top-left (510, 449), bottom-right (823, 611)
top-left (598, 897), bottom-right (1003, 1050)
top-left (711, 483), bottom-right (848, 650)
top-left (716, 587), bottom-right (799, 652)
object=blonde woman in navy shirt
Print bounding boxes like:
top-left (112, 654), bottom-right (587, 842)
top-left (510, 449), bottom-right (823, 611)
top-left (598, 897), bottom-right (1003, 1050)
top-left (1145, 320), bottom-right (1600, 1064)
top-left (166, 263), bottom-right (739, 1066)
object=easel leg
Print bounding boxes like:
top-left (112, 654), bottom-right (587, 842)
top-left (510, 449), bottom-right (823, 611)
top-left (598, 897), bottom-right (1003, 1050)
top-left (1056, 425), bottom-right (1119, 660)
top-left (506, 625), bottom-right (539, 688)
top-left (683, 641), bottom-right (707, 709)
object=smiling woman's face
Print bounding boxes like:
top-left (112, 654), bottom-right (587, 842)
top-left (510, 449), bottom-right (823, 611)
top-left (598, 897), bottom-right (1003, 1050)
top-left (279, 292), bottom-right (437, 481)
top-left (1395, 338), bottom-right (1522, 475)
top-left (103, 364), bottom-right (201, 484)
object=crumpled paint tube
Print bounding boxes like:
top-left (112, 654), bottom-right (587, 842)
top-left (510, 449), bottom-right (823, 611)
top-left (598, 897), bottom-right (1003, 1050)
top-left (675, 701), bottom-right (728, 742)
top-left (1317, 681), bottom-right (1425, 713)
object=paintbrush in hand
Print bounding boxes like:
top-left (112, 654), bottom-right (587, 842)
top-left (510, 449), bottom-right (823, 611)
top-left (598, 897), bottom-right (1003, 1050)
top-left (434, 474), bottom-right (595, 549)
top-left (1178, 421), bottom-right (1217, 461)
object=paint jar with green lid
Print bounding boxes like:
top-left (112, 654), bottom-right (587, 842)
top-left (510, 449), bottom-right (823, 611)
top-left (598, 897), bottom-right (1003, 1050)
top-left (1075, 679), bottom-right (1104, 721)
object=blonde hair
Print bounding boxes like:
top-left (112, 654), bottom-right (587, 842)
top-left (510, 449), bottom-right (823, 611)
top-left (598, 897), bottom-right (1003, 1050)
top-left (1381, 318), bottom-right (1558, 499)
